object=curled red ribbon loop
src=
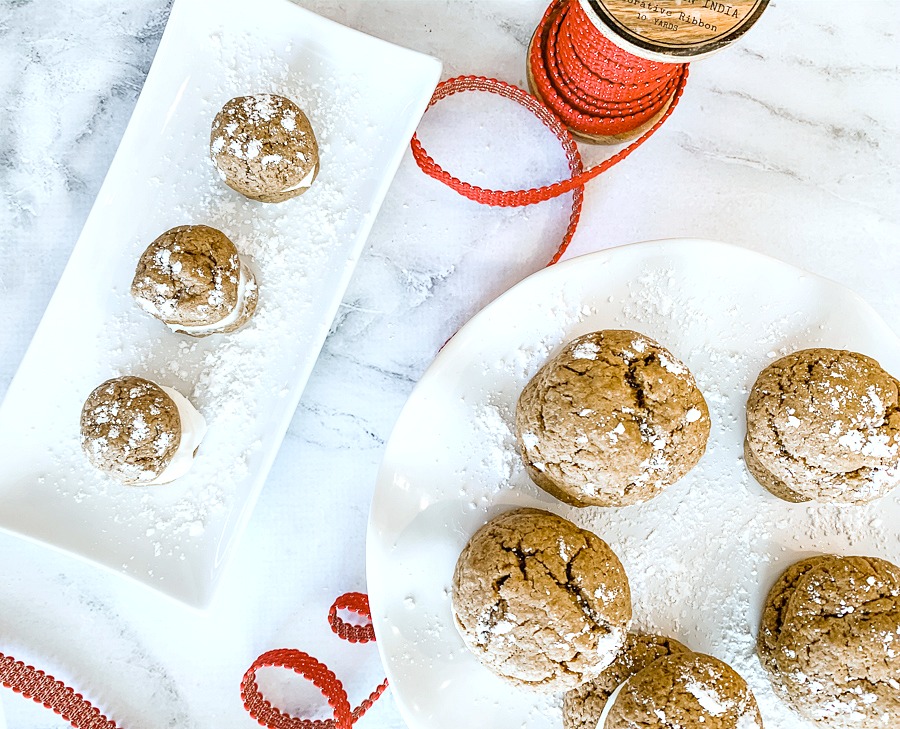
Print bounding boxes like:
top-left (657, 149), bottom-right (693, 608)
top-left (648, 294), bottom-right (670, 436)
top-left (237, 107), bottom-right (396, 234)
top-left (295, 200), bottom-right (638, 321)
top-left (328, 592), bottom-right (376, 644)
top-left (410, 75), bottom-right (585, 266)
top-left (410, 1), bottom-right (689, 264)
top-left (242, 593), bottom-right (388, 729)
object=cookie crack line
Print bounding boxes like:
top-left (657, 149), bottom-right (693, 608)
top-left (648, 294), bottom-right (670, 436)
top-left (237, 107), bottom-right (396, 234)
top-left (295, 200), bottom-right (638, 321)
top-left (758, 397), bottom-right (875, 495)
top-left (499, 539), bottom-right (618, 636)
top-left (753, 361), bottom-right (900, 499)
top-left (623, 357), bottom-right (649, 413)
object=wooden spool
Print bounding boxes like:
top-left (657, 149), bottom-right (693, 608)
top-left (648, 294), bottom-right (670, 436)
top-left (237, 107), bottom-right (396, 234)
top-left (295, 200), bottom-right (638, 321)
top-left (581, 0), bottom-right (770, 63)
top-left (528, 0), bottom-right (769, 143)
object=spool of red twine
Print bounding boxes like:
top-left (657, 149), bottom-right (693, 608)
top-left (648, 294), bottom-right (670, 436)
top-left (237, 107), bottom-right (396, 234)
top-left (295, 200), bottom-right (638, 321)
top-left (527, 0), bottom-right (687, 142)
top-left (411, 0), bottom-right (689, 262)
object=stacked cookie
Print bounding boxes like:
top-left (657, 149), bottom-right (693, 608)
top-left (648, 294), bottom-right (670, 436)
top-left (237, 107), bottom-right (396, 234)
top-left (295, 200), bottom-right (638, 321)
top-left (567, 641), bottom-right (763, 729)
top-left (79, 94), bottom-right (320, 486)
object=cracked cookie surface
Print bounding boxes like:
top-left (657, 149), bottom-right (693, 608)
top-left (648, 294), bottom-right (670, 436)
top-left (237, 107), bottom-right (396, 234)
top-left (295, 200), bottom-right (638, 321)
top-left (758, 555), bottom-right (900, 728)
top-left (80, 376), bottom-right (181, 484)
top-left (563, 633), bottom-right (688, 729)
top-left (515, 330), bottom-right (710, 507)
top-left (210, 94), bottom-right (319, 203)
top-left (745, 348), bottom-right (900, 504)
top-left (605, 651), bottom-right (764, 729)
top-left (451, 508), bottom-right (631, 692)
top-left (131, 225), bottom-right (258, 335)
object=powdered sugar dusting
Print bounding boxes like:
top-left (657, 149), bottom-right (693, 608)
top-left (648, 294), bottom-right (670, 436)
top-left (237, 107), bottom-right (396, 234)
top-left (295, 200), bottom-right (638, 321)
top-left (394, 249), bottom-right (900, 728)
top-left (35, 23), bottom-right (392, 585)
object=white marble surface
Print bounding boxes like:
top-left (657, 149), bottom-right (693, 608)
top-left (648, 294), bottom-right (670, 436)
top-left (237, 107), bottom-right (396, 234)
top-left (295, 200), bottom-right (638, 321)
top-left (0, 1), bottom-right (898, 727)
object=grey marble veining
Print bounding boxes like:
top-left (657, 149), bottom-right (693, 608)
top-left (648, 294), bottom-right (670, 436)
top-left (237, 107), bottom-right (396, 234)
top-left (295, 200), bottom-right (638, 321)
top-left (0, 1), bottom-right (899, 727)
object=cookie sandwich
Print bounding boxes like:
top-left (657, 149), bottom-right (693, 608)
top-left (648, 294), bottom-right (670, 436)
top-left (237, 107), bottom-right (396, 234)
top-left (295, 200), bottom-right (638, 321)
top-left (80, 375), bottom-right (206, 485)
top-left (210, 93), bottom-right (319, 203)
top-left (131, 225), bottom-right (258, 337)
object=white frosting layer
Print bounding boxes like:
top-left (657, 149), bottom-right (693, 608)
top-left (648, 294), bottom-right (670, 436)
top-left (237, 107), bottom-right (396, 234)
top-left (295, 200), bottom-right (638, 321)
top-left (170, 262), bottom-right (251, 335)
top-left (280, 164), bottom-right (317, 193)
top-left (596, 681), bottom-right (627, 729)
top-left (146, 387), bottom-right (207, 485)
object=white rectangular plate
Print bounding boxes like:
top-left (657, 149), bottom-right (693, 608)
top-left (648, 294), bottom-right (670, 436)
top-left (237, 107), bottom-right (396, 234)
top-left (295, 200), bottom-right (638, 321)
top-left (0, 0), bottom-right (441, 608)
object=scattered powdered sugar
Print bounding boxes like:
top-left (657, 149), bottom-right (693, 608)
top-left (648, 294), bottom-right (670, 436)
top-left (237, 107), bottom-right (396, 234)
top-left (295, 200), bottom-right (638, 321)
top-left (685, 678), bottom-right (731, 716)
top-left (41, 26), bottom-right (384, 581)
top-left (408, 256), bottom-right (900, 728)
top-left (461, 400), bottom-right (522, 507)
top-left (572, 341), bottom-right (599, 360)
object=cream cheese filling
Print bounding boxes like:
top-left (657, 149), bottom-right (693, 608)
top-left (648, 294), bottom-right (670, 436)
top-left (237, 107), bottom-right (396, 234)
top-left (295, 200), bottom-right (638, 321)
top-left (146, 387), bottom-right (207, 485)
top-left (596, 681), bottom-right (627, 729)
top-left (170, 263), bottom-right (250, 335)
top-left (280, 164), bottom-right (317, 193)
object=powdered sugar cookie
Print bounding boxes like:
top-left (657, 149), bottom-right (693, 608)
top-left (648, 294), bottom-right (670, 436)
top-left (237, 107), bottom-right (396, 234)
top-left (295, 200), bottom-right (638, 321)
top-left (80, 376), bottom-right (207, 485)
top-left (745, 348), bottom-right (900, 504)
top-left (758, 555), bottom-right (900, 727)
top-left (601, 651), bottom-right (763, 729)
top-left (451, 508), bottom-right (631, 692)
top-left (563, 633), bottom-right (688, 729)
top-left (515, 330), bottom-right (710, 507)
top-left (131, 225), bottom-right (258, 337)
top-left (210, 93), bottom-right (319, 203)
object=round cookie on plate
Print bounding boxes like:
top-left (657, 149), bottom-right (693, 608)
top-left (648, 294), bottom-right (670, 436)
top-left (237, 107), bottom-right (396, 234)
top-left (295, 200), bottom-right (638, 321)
top-left (131, 225), bottom-right (258, 337)
top-left (515, 330), bottom-right (710, 507)
top-left (563, 632), bottom-right (688, 729)
top-left (596, 651), bottom-right (764, 729)
top-left (210, 93), bottom-right (319, 203)
top-left (745, 348), bottom-right (900, 504)
top-left (80, 375), bottom-right (207, 485)
top-left (451, 508), bottom-right (631, 692)
top-left (758, 554), bottom-right (900, 728)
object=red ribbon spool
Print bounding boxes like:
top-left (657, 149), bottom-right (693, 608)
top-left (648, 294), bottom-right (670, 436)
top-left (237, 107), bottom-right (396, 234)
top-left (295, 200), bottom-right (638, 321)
top-left (411, 0), bottom-right (689, 262)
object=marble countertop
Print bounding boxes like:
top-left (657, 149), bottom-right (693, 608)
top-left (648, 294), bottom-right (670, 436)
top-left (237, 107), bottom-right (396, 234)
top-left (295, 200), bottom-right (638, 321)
top-left (1, 0), bottom-right (898, 727)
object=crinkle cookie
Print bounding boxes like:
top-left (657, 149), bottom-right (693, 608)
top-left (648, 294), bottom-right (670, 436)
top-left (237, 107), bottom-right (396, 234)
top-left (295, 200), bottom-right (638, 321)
top-left (210, 93), bottom-right (319, 203)
top-left (131, 225), bottom-right (258, 337)
top-left (515, 330), bottom-right (710, 507)
top-left (602, 651), bottom-right (764, 729)
top-left (80, 376), bottom-right (206, 485)
top-left (563, 633), bottom-right (688, 729)
top-left (451, 508), bottom-right (631, 692)
top-left (745, 348), bottom-right (900, 504)
top-left (758, 555), bottom-right (900, 728)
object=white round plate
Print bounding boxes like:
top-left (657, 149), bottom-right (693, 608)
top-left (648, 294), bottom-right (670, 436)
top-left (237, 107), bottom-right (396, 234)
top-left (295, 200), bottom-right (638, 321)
top-left (366, 238), bottom-right (900, 729)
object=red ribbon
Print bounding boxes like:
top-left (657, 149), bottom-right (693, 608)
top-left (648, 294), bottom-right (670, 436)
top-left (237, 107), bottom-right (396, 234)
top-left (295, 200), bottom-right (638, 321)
top-left (410, 0), bottom-right (688, 264)
top-left (241, 593), bottom-right (387, 729)
top-left (0, 653), bottom-right (119, 729)
top-left (1, 594), bottom-right (383, 729)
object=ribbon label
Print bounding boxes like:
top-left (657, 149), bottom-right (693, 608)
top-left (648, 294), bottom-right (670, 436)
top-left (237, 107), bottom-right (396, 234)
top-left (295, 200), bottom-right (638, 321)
top-left (582, 0), bottom-right (768, 58)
